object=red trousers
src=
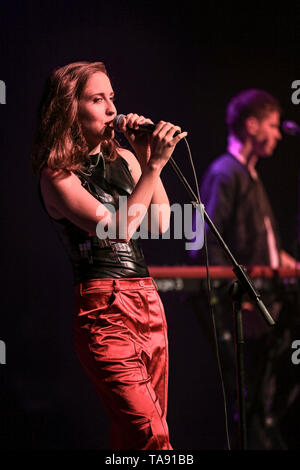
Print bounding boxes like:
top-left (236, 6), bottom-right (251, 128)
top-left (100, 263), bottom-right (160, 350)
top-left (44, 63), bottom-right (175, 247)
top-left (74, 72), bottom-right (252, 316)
top-left (72, 277), bottom-right (172, 450)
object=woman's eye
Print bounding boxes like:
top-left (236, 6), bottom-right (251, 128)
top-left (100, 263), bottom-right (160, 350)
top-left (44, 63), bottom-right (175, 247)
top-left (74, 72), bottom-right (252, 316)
top-left (93, 96), bottom-right (115, 103)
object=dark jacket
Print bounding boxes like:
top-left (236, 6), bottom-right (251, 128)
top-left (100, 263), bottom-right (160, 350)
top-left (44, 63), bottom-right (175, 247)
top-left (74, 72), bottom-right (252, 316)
top-left (200, 153), bottom-right (281, 266)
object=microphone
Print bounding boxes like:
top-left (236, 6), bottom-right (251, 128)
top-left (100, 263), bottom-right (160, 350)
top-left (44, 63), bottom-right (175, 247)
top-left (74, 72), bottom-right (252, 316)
top-left (113, 114), bottom-right (180, 136)
top-left (282, 120), bottom-right (300, 136)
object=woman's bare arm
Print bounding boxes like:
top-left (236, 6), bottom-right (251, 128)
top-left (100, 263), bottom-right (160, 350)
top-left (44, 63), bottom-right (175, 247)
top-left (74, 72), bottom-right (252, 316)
top-left (118, 148), bottom-right (171, 234)
top-left (41, 162), bottom-right (164, 242)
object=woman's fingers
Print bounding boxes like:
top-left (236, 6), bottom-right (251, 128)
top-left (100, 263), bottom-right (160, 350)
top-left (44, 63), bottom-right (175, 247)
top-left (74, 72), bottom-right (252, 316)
top-left (171, 130), bottom-right (188, 145)
top-left (127, 113), bottom-right (140, 129)
top-left (153, 121), bottom-right (187, 145)
top-left (125, 113), bottom-right (154, 130)
top-left (152, 120), bottom-right (166, 136)
top-left (122, 115), bottom-right (184, 140)
top-left (122, 115), bottom-right (187, 153)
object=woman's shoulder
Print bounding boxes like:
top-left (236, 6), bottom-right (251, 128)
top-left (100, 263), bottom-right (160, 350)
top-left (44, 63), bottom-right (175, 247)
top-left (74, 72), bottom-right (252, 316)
top-left (41, 165), bottom-right (70, 179)
top-left (40, 166), bottom-right (78, 188)
top-left (115, 147), bottom-right (141, 184)
top-left (116, 147), bottom-right (135, 167)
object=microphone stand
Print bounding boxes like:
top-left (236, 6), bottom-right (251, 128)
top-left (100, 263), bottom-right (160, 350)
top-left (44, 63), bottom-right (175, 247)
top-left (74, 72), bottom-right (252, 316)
top-left (168, 156), bottom-right (275, 450)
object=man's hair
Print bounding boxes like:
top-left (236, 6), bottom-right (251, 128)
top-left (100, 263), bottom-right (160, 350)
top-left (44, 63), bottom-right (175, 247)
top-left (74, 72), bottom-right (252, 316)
top-left (31, 61), bottom-right (118, 177)
top-left (226, 89), bottom-right (281, 140)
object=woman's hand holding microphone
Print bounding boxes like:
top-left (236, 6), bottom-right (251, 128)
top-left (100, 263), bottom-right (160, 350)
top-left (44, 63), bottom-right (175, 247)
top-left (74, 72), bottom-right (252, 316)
top-left (116, 113), bottom-right (187, 172)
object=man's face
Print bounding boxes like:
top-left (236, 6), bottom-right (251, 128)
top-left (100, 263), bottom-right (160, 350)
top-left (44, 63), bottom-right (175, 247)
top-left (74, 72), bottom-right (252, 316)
top-left (251, 111), bottom-right (282, 157)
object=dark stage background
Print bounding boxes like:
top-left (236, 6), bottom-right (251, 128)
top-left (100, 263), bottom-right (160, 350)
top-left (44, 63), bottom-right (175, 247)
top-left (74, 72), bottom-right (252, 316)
top-left (0, 1), bottom-right (300, 450)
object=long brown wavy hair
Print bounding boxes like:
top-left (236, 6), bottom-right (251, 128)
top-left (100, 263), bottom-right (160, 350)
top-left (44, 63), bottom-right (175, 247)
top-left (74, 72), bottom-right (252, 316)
top-left (31, 61), bottom-right (118, 177)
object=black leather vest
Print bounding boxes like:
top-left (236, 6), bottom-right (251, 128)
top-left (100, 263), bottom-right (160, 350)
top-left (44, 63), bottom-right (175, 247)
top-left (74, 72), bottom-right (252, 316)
top-left (39, 153), bottom-right (149, 283)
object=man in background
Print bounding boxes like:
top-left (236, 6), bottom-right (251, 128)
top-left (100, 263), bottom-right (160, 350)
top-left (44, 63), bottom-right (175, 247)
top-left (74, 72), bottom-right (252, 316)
top-left (195, 89), bottom-right (298, 449)
top-left (202, 88), bottom-right (294, 269)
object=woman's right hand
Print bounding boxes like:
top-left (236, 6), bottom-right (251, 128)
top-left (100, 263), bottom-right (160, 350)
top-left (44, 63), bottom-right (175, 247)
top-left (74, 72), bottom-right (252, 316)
top-left (148, 121), bottom-right (188, 170)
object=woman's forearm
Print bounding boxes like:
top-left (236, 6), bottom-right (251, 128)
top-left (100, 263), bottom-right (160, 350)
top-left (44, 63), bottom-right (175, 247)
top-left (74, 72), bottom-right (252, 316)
top-left (109, 163), bottom-right (166, 242)
top-left (137, 159), bottom-right (170, 235)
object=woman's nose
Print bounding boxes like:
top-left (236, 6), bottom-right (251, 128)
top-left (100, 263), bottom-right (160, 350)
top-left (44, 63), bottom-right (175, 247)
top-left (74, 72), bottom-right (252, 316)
top-left (106, 101), bottom-right (116, 116)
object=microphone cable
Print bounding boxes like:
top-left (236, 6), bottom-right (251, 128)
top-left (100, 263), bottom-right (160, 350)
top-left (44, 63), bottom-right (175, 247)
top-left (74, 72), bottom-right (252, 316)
top-left (114, 118), bottom-right (232, 449)
top-left (170, 137), bottom-right (232, 450)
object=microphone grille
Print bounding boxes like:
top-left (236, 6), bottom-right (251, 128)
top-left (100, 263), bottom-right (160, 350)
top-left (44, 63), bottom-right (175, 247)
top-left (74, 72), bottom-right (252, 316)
top-left (282, 120), bottom-right (300, 136)
top-left (113, 114), bottom-right (126, 131)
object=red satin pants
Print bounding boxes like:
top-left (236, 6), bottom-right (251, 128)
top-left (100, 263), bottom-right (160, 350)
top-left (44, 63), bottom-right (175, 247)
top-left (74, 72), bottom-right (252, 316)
top-left (72, 277), bottom-right (172, 450)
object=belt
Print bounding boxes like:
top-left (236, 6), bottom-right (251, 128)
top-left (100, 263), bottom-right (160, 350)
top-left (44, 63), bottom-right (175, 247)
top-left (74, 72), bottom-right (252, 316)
top-left (76, 277), bottom-right (158, 296)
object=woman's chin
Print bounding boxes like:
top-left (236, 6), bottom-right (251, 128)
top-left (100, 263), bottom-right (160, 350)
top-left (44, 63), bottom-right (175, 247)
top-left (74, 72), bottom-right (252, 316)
top-left (103, 126), bottom-right (115, 140)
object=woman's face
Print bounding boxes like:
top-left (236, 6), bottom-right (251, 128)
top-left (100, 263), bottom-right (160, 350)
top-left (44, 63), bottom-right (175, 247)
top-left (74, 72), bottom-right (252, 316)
top-left (78, 71), bottom-right (117, 151)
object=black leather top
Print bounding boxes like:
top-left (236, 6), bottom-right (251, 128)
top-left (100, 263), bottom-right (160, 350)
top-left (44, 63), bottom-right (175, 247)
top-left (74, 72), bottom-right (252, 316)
top-left (39, 152), bottom-right (149, 283)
